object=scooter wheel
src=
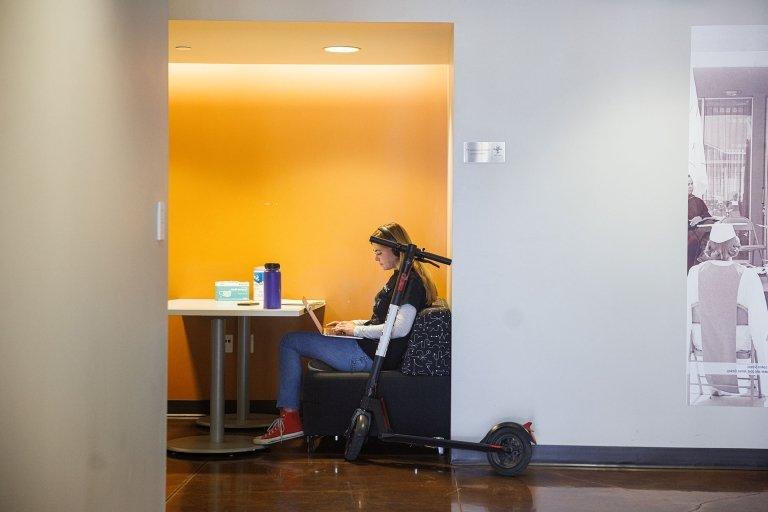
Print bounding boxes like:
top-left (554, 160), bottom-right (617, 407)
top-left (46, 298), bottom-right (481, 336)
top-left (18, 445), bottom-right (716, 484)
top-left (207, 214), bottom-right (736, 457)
top-left (344, 410), bottom-right (371, 462)
top-left (485, 425), bottom-right (532, 476)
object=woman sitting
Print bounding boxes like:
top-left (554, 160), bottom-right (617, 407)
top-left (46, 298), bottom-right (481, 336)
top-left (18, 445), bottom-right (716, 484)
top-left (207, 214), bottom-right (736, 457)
top-left (253, 222), bottom-right (438, 444)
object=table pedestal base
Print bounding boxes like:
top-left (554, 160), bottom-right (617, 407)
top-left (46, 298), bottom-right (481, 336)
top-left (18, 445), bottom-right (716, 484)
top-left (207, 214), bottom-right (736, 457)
top-left (167, 435), bottom-right (264, 454)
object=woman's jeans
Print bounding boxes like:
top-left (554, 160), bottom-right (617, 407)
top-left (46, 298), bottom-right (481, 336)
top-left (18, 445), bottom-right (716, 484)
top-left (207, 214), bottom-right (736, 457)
top-left (277, 331), bottom-right (373, 410)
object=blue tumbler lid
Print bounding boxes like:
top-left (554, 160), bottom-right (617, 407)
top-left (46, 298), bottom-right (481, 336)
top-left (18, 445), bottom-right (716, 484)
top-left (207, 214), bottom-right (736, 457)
top-left (265, 262), bottom-right (280, 270)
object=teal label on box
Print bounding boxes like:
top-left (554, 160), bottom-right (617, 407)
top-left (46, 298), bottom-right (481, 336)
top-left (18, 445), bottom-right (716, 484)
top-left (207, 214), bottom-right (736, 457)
top-left (215, 282), bottom-right (249, 301)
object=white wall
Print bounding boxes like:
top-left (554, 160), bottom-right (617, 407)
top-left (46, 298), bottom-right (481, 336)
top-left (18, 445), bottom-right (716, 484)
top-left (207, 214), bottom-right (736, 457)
top-left (0, 2), bottom-right (168, 511)
top-left (169, 0), bottom-right (768, 450)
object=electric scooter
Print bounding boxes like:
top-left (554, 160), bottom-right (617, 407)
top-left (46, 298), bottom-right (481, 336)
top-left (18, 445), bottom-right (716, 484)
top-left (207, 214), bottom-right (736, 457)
top-left (343, 235), bottom-right (537, 476)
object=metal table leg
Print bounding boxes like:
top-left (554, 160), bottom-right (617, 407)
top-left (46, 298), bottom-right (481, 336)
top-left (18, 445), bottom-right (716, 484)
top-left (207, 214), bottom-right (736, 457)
top-left (196, 317), bottom-right (276, 429)
top-left (168, 317), bottom-right (263, 454)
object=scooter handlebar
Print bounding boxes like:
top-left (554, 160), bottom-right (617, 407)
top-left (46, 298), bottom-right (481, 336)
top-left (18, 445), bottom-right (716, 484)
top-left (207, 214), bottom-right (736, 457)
top-left (419, 250), bottom-right (452, 266)
top-left (370, 236), bottom-right (402, 252)
top-left (369, 236), bottom-right (452, 266)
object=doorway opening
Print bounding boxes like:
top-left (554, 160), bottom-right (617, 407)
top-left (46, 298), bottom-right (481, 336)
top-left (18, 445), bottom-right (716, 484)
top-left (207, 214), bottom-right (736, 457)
top-left (167, 20), bottom-right (454, 409)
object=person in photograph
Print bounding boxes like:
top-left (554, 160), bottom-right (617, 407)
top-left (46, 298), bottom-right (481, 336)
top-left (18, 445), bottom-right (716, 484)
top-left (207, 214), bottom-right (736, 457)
top-left (686, 223), bottom-right (768, 404)
top-left (688, 175), bottom-right (712, 270)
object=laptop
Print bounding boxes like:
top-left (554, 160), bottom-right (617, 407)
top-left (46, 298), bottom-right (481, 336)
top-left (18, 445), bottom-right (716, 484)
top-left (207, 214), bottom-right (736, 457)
top-left (302, 297), bottom-right (363, 339)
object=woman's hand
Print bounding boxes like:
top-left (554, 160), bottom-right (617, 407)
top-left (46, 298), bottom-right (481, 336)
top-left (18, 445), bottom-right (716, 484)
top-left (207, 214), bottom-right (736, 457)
top-left (329, 321), bottom-right (356, 336)
top-left (325, 321), bottom-right (340, 329)
top-left (690, 216), bottom-right (703, 227)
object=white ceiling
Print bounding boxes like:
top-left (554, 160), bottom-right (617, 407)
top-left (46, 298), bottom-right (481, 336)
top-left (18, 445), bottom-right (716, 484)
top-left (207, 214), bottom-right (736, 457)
top-left (169, 21), bottom-right (453, 65)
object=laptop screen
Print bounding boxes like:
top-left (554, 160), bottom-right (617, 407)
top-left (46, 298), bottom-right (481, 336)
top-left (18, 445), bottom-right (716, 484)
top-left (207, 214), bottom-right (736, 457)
top-left (302, 297), bottom-right (325, 334)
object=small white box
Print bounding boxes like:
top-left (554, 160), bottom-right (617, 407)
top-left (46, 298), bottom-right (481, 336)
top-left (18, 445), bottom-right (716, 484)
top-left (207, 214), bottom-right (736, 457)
top-left (215, 281), bottom-right (249, 301)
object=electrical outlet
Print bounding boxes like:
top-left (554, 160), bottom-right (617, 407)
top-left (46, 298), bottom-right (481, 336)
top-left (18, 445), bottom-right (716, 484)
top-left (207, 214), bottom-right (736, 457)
top-left (224, 334), bottom-right (234, 353)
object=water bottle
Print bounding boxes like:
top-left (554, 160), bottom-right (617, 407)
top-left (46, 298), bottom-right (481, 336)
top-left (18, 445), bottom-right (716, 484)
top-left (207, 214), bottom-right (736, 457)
top-left (252, 266), bottom-right (265, 302)
top-left (263, 263), bottom-right (281, 309)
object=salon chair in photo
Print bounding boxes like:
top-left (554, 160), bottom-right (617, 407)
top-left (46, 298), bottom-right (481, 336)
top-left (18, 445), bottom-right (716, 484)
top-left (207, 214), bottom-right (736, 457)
top-left (689, 303), bottom-right (762, 401)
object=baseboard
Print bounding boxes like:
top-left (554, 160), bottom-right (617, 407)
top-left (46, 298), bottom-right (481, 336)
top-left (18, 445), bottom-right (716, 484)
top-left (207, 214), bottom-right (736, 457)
top-left (167, 400), bottom-right (278, 416)
top-left (452, 445), bottom-right (768, 469)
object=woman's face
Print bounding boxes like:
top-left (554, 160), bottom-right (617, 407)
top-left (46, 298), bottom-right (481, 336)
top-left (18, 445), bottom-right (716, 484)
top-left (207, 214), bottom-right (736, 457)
top-left (688, 177), bottom-right (694, 195)
top-left (372, 243), bottom-right (399, 271)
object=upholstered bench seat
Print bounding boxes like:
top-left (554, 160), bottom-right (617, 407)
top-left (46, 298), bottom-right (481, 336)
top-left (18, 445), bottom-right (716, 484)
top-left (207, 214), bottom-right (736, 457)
top-left (301, 371), bottom-right (450, 437)
top-left (301, 305), bottom-right (452, 439)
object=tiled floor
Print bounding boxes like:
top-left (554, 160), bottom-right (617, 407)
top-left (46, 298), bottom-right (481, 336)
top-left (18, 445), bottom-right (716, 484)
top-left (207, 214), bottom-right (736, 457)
top-left (166, 418), bottom-right (768, 512)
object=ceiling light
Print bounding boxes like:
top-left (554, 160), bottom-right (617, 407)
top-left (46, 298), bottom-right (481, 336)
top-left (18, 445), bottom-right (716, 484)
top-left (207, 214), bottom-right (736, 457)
top-left (724, 90), bottom-right (741, 97)
top-left (175, 44), bottom-right (192, 51)
top-left (323, 46), bottom-right (360, 54)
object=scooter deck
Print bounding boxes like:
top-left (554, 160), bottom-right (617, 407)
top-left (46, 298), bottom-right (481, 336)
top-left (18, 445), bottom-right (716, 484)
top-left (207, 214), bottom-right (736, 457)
top-left (379, 432), bottom-right (506, 453)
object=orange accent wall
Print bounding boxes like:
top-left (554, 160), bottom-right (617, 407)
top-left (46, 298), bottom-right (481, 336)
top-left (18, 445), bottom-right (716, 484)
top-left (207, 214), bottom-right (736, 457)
top-left (169, 64), bottom-right (449, 400)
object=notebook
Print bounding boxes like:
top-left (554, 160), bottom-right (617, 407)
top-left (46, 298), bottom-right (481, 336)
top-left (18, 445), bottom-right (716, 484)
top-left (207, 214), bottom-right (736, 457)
top-left (302, 297), bottom-right (363, 339)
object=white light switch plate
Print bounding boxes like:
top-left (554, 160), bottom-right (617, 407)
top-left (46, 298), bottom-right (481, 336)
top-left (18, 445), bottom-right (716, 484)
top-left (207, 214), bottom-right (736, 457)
top-left (155, 201), bottom-right (166, 241)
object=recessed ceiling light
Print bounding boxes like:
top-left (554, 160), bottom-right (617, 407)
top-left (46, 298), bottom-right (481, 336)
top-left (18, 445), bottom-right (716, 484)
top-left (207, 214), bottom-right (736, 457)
top-left (324, 46), bottom-right (360, 54)
top-left (724, 89), bottom-right (741, 97)
top-left (175, 44), bottom-right (192, 51)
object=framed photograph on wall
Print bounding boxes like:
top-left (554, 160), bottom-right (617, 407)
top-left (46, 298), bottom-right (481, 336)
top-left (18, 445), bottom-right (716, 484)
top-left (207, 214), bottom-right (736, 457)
top-left (686, 25), bottom-right (768, 407)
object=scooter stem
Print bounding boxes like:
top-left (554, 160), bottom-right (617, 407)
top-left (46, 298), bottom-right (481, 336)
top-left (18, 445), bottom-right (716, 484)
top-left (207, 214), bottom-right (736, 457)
top-left (360, 243), bottom-right (419, 404)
